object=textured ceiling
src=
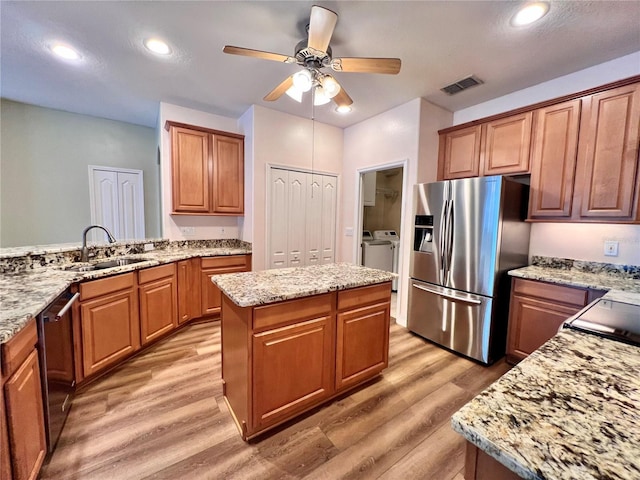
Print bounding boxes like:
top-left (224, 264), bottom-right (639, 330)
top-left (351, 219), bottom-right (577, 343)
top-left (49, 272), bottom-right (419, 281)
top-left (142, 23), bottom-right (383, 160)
top-left (2, 1), bottom-right (639, 129)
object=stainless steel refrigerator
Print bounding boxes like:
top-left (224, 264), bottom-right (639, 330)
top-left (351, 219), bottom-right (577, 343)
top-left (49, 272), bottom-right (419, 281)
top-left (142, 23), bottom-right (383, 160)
top-left (408, 176), bottom-right (530, 364)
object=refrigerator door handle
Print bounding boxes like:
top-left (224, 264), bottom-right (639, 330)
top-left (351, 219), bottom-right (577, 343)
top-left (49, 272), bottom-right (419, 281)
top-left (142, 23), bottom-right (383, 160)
top-left (412, 282), bottom-right (482, 305)
top-left (438, 200), bottom-right (448, 284)
top-left (445, 199), bottom-right (454, 282)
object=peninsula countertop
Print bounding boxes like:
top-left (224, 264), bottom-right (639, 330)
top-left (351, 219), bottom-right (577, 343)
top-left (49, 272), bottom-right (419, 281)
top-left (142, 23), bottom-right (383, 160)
top-left (451, 328), bottom-right (640, 480)
top-left (211, 263), bottom-right (396, 307)
top-left (0, 240), bottom-right (252, 344)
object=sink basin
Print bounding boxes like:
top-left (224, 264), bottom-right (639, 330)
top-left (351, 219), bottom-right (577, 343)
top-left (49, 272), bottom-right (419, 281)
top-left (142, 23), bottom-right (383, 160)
top-left (64, 257), bottom-right (147, 272)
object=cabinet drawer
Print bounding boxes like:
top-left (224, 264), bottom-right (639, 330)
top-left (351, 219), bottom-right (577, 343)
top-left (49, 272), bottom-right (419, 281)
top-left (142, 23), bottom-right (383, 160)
top-left (253, 293), bottom-right (334, 332)
top-left (201, 255), bottom-right (250, 271)
top-left (80, 272), bottom-right (135, 301)
top-left (1, 318), bottom-right (37, 377)
top-left (512, 278), bottom-right (587, 307)
top-left (138, 263), bottom-right (176, 284)
top-left (338, 283), bottom-right (392, 311)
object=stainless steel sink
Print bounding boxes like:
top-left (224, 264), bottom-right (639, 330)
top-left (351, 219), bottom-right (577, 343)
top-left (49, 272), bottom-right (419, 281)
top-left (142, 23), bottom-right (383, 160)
top-left (64, 257), bottom-right (147, 272)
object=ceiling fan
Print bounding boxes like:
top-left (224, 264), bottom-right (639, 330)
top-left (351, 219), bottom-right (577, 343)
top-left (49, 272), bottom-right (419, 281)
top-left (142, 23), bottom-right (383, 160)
top-left (223, 5), bottom-right (401, 110)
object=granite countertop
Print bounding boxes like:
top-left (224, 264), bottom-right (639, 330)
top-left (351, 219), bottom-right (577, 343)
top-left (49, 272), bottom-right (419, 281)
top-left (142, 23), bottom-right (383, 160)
top-left (451, 328), bottom-right (640, 480)
top-left (0, 242), bottom-right (252, 344)
top-left (212, 263), bottom-right (396, 308)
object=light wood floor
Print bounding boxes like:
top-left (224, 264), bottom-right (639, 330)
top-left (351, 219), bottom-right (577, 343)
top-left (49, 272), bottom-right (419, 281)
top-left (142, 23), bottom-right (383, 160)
top-left (40, 320), bottom-right (510, 480)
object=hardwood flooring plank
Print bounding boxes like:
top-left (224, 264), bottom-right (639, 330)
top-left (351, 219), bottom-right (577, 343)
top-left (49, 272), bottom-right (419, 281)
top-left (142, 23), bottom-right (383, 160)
top-left (41, 321), bottom-right (510, 479)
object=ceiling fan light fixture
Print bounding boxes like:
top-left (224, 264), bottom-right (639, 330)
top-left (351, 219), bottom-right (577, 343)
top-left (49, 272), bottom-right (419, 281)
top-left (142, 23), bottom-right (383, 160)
top-left (144, 38), bottom-right (172, 55)
top-left (320, 75), bottom-right (341, 98)
top-left (293, 69), bottom-right (313, 92)
top-left (313, 86), bottom-right (331, 106)
top-left (511, 2), bottom-right (550, 26)
top-left (335, 105), bottom-right (352, 114)
top-left (285, 85), bottom-right (303, 103)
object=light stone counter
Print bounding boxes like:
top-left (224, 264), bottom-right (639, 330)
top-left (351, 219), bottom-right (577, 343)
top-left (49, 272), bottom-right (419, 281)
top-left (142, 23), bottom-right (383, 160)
top-left (451, 329), bottom-right (640, 480)
top-left (0, 240), bottom-right (252, 343)
top-left (212, 263), bottom-right (396, 307)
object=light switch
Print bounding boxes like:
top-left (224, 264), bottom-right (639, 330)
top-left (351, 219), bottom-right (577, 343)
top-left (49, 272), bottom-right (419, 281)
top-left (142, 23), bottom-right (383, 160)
top-left (345, 227), bottom-right (354, 237)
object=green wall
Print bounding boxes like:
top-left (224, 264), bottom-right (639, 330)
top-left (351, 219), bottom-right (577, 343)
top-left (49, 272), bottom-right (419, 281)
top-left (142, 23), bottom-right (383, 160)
top-left (0, 100), bottom-right (160, 247)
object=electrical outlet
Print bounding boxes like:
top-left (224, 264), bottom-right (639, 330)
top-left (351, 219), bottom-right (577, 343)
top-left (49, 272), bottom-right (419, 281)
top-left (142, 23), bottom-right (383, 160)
top-left (180, 226), bottom-right (196, 236)
top-left (143, 243), bottom-right (155, 252)
top-left (220, 227), bottom-right (225, 236)
top-left (604, 240), bottom-right (619, 257)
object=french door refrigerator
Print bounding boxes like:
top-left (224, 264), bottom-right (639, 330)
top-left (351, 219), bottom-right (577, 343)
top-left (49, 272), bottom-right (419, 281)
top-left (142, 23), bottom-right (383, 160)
top-left (408, 176), bottom-right (530, 364)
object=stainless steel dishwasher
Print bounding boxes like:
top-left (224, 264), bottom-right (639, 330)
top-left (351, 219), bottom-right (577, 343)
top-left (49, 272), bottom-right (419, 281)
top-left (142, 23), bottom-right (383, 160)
top-left (37, 289), bottom-right (80, 453)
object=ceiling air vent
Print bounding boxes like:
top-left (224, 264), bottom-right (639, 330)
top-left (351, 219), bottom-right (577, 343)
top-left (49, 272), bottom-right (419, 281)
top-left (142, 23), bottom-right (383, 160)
top-left (441, 75), bottom-right (484, 95)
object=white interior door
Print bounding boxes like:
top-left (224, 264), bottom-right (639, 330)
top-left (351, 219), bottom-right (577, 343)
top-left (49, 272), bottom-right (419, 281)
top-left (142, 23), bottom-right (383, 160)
top-left (321, 175), bottom-right (337, 263)
top-left (269, 169), bottom-right (289, 268)
top-left (89, 166), bottom-right (145, 241)
top-left (287, 171), bottom-right (307, 267)
top-left (306, 175), bottom-right (322, 265)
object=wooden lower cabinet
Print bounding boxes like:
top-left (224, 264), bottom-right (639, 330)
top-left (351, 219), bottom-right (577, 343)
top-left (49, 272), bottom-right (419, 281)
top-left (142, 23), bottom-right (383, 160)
top-left (177, 258), bottom-right (201, 324)
top-left (139, 264), bottom-right (178, 345)
top-left (464, 442), bottom-right (520, 480)
top-left (506, 278), bottom-right (605, 364)
top-left (201, 255), bottom-right (251, 317)
top-left (222, 282), bottom-right (391, 440)
top-left (79, 273), bottom-right (140, 378)
top-left (0, 379), bottom-right (10, 480)
top-left (1, 319), bottom-right (46, 480)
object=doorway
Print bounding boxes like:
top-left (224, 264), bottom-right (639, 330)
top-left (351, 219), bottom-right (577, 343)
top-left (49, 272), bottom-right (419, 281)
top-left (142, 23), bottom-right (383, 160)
top-left (357, 162), bottom-right (408, 321)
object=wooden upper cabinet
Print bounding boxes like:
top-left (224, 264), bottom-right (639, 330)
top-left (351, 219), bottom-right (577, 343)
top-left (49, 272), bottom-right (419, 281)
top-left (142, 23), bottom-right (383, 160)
top-left (167, 122), bottom-right (244, 216)
top-left (574, 83), bottom-right (640, 221)
top-left (171, 126), bottom-right (211, 213)
top-left (481, 111), bottom-right (533, 176)
top-left (213, 135), bottom-right (244, 214)
top-left (528, 100), bottom-right (581, 219)
top-left (439, 125), bottom-right (482, 180)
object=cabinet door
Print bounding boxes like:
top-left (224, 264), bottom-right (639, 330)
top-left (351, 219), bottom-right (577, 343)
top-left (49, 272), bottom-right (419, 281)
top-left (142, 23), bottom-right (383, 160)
top-left (506, 295), bottom-right (582, 364)
top-left (0, 383), bottom-right (10, 480)
top-left (268, 169), bottom-right (289, 269)
top-left (529, 100), bottom-right (581, 219)
top-left (201, 256), bottom-right (251, 317)
top-left (439, 125), bottom-right (482, 180)
top-left (481, 112), bottom-right (533, 176)
top-left (4, 350), bottom-right (46, 480)
top-left (336, 302), bottom-right (390, 391)
top-left (177, 259), bottom-right (201, 324)
top-left (212, 135), bottom-right (244, 214)
top-left (252, 316), bottom-right (334, 431)
top-left (139, 277), bottom-right (177, 345)
top-left (575, 83), bottom-right (640, 220)
top-left (171, 126), bottom-right (211, 213)
top-left (80, 289), bottom-right (140, 377)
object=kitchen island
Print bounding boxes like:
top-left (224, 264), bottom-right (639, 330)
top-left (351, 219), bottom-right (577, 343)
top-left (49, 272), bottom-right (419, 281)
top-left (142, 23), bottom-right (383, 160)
top-left (212, 263), bottom-right (395, 440)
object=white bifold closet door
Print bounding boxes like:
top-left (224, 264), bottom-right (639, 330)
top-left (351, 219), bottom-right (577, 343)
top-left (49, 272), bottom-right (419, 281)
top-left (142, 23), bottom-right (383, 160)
top-left (89, 166), bottom-right (145, 242)
top-left (268, 167), bottom-right (337, 269)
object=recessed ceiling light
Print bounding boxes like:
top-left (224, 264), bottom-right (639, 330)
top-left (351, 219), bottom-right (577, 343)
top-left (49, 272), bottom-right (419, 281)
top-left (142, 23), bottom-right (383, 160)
top-left (144, 38), bottom-right (172, 55)
top-left (50, 43), bottom-right (81, 60)
top-left (511, 2), bottom-right (550, 26)
top-left (335, 105), bottom-right (352, 114)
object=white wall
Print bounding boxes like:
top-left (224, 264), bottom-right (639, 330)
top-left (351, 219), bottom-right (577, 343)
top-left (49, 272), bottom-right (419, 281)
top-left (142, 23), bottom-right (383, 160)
top-left (342, 98), bottom-right (452, 326)
top-left (158, 102), bottom-right (242, 241)
top-left (453, 51), bottom-right (640, 125)
top-left (451, 51), bottom-right (640, 267)
top-left (244, 105), bottom-right (344, 271)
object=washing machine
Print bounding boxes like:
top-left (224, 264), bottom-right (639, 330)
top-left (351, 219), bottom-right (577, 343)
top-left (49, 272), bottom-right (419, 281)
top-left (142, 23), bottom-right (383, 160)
top-left (373, 230), bottom-right (400, 291)
top-left (361, 230), bottom-right (393, 272)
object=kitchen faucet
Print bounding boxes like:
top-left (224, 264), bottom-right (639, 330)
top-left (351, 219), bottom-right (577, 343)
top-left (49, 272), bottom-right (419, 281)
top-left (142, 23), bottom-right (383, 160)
top-left (81, 225), bottom-right (116, 262)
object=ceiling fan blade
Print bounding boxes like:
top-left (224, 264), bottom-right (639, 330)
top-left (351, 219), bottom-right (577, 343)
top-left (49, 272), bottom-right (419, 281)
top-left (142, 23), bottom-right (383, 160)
top-left (223, 45), bottom-right (295, 64)
top-left (332, 57), bottom-right (401, 75)
top-left (307, 6), bottom-right (338, 53)
top-left (333, 87), bottom-right (353, 108)
top-left (264, 75), bottom-right (294, 101)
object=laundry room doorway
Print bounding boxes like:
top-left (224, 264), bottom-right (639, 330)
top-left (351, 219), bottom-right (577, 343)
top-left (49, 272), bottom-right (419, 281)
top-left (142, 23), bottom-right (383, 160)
top-left (357, 161), bottom-right (408, 321)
